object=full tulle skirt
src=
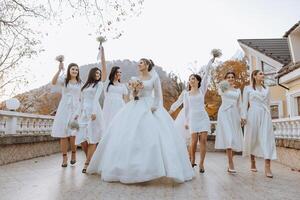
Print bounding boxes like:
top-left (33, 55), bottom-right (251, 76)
top-left (87, 97), bottom-right (194, 183)
top-left (174, 109), bottom-right (191, 146)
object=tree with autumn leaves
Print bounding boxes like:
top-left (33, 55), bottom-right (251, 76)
top-left (205, 59), bottom-right (249, 120)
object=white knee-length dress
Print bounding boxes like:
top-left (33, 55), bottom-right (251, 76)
top-left (184, 61), bottom-right (212, 134)
top-left (242, 86), bottom-right (277, 160)
top-left (169, 90), bottom-right (190, 145)
top-left (103, 81), bottom-right (128, 129)
top-left (51, 77), bottom-right (81, 138)
top-left (215, 87), bottom-right (243, 151)
top-left (76, 82), bottom-right (104, 145)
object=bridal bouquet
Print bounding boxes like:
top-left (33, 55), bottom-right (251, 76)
top-left (128, 77), bottom-right (144, 100)
top-left (219, 80), bottom-right (230, 93)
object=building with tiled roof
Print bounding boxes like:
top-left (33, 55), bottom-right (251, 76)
top-left (238, 21), bottom-right (300, 119)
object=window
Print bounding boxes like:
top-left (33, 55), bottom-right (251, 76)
top-left (261, 61), bottom-right (277, 86)
top-left (270, 101), bottom-right (283, 119)
top-left (270, 105), bottom-right (279, 119)
top-left (286, 89), bottom-right (300, 117)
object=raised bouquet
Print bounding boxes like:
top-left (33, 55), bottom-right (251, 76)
top-left (219, 80), bottom-right (230, 93)
top-left (96, 36), bottom-right (107, 61)
top-left (55, 55), bottom-right (65, 63)
top-left (96, 36), bottom-right (107, 45)
top-left (211, 49), bottom-right (222, 58)
top-left (128, 77), bottom-right (144, 100)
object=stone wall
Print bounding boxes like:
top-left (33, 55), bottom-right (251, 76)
top-left (276, 138), bottom-right (300, 170)
top-left (0, 134), bottom-right (60, 165)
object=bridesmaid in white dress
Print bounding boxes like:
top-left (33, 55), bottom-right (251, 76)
top-left (215, 71), bottom-right (244, 173)
top-left (184, 58), bottom-right (214, 173)
top-left (168, 90), bottom-right (191, 152)
top-left (76, 47), bottom-right (107, 173)
top-left (242, 70), bottom-right (277, 178)
top-left (87, 58), bottom-right (194, 183)
top-left (103, 66), bottom-right (128, 130)
top-left (51, 62), bottom-right (82, 167)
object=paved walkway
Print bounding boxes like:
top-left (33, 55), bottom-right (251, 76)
top-left (0, 151), bottom-right (299, 200)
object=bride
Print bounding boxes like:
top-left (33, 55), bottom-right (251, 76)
top-left (87, 58), bottom-right (194, 183)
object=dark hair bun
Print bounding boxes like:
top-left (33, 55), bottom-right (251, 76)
top-left (148, 59), bottom-right (154, 71)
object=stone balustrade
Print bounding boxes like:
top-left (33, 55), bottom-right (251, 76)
top-left (0, 110), bottom-right (54, 135)
top-left (272, 116), bottom-right (300, 139)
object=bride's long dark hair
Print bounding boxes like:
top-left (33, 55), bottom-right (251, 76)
top-left (82, 67), bottom-right (101, 91)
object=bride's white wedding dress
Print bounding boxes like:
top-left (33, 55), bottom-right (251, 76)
top-left (87, 70), bottom-right (194, 184)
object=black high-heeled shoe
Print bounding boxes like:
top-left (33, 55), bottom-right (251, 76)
top-left (82, 162), bottom-right (89, 174)
top-left (61, 154), bottom-right (68, 168)
top-left (70, 151), bottom-right (76, 165)
top-left (199, 165), bottom-right (205, 173)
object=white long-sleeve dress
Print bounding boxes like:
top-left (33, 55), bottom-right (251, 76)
top-left (215, 87), bottom-right (243, 151)
top-left (75, 83), bottom-right (104, 145)
top-left (51, 77), bottom-right (81, 138)
top-left (103, 81), bottom-right (128, 129)
top-left (169, 90), bottom-right (190, 145)
top-left (184, 61), bottom-right (212, 134)
top-left (87, 73), bottom-right (194, 184)
top-left (242, 86), bottom-right (277, 160)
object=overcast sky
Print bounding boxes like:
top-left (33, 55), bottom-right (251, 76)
top-left (19, 0), bottom-right (300, 96)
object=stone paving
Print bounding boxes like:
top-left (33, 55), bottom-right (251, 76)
top-left (0, 151), bottom-right (299, 200)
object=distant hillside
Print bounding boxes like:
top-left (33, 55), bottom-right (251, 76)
top-left (4, 60), bottom-right (182, 115)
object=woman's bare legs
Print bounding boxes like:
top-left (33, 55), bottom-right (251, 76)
top-left (60, 137), bottom-right (68, 167)
top-left (69, 136), bottom-right (77, 164)
top-left (81, 141), bottom-right (88, 157)
top-left (190, 133), bottom-right (198, 167)
top-left (199, 132), bottom-right (207, 172)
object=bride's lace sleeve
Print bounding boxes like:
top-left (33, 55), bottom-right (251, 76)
top-left (169, 91), bottom-right (185, 112)
top-left (92, 83), bottom-right (104, 115)
top-left (152, 76), bottom-right (163, 110)
top-left (184, 92), bottom-right (189, 125)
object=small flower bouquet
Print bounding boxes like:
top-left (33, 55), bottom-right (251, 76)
top-left (68, 120), bottom-right (79, 130)
top-left (219, 80), bottom-right (230, 93)
top-left (96, 36), bottom-right (107, 46)
top-left (211, 49), bottom-right (222, 58)
top-left (128, 77), bottom-right (144, 100)
top-left (96, 36), bottom-right (106, 61)
top-left (55, 55), bottom-right (65, 63)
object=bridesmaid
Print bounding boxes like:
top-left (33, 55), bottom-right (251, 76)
top-left (103, 66), bottom-right (128, 129)
top-left (51, 62), bottom-right (82, 167)
top-left (169, 90), bottom-right (191, 154)
top-left (76, 47), bottom-right (107, 173)
top-left (184, 57), bottom-right (214, 173)
top-left (242, 70), bottom-right (277, 178)
top-left (215, 71), bottom-right (244, 173)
